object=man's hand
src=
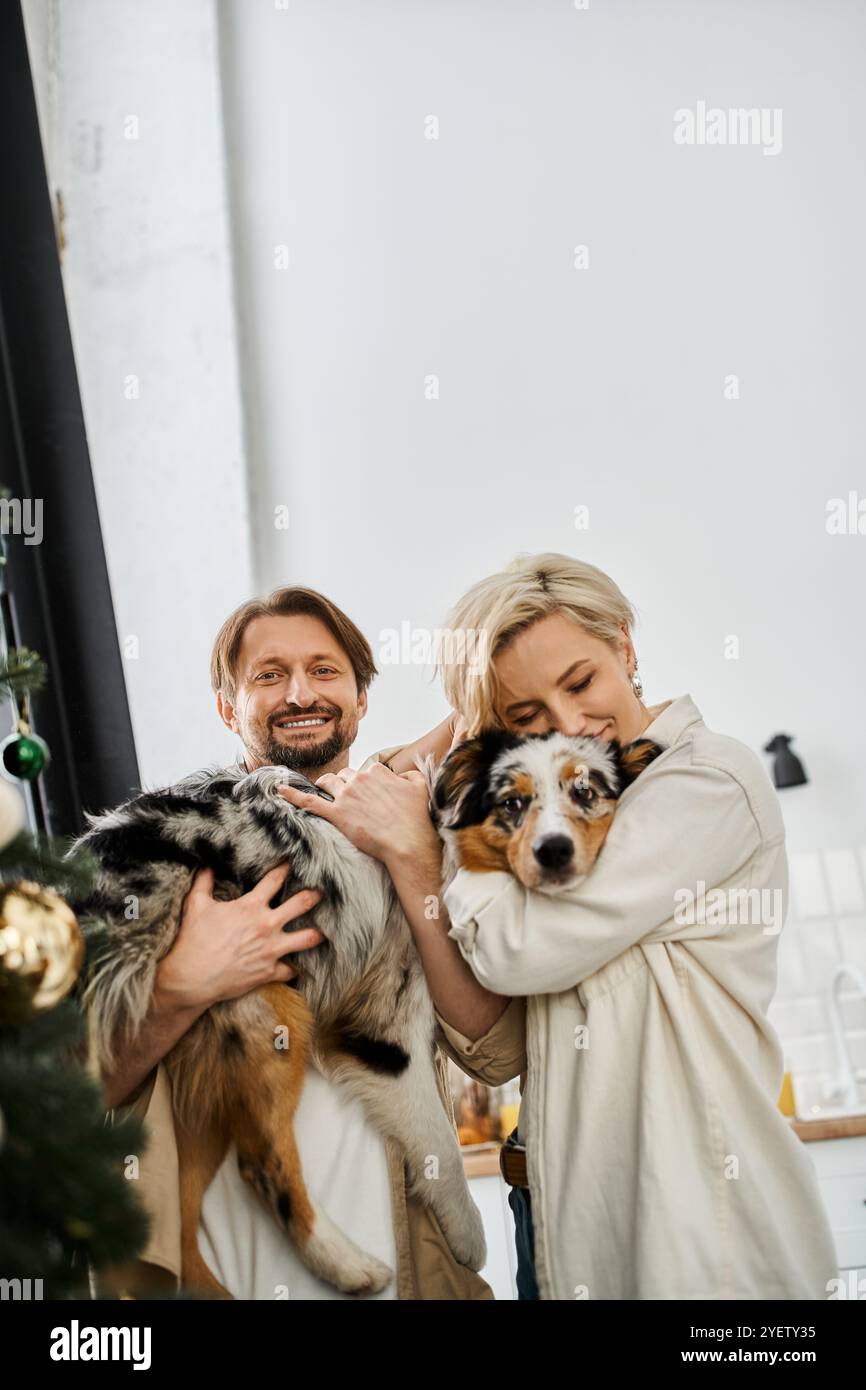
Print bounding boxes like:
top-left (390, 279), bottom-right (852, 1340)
top-left (157, 862), bottom-right (325, 1012)
top-left (276, 763), bottom-right (441, 868)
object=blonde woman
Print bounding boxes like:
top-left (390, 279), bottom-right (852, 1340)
top-left (278, 552), bottom-right (839, 1301)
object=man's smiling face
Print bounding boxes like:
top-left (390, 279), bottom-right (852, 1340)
top-left (219, 612), bottom-right (367, 773)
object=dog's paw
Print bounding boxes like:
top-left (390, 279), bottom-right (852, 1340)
top-left (314, 1235), bottom-right (392, 1296)
top-left (302, 1202), bottom-right (394, 1296)
top-left (439, 1196), bottom-right (488, 1272)
top-left (338, 1250), bottom-right (394, 1297)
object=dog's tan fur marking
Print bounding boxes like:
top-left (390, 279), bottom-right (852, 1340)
top-left (510, 770), bottom-right (536, 798)
top-left (619, 738), bottom-right (662, 784)
top-left (577, 810), bottom-right (615, 860)
top-left (174, 981), bottom-right (316, 1296)
top-left (563, 759), bottom-right (589, 784)
top-left (456, 823), bottom-right (512, 872)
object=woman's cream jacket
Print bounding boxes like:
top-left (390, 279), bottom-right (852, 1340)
top-left (441, 693), bottom-right (840, 1300)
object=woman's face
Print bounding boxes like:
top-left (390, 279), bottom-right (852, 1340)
top-left (491, 610), bottom-right (651, 745)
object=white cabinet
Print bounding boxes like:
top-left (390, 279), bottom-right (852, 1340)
top-left (802, 1133), bottom-right (866, 1279)
top-left (467, 1172), bottom-right (518, 1300)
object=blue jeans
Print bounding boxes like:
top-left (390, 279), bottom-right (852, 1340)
top-left (507, 1183), bottom-right (540, 1300)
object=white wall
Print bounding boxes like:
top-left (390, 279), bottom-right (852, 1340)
top-left (22, 0), bottom-right (866, 1077)
top-left (217, 0), bottom-right (866, 1081)
top-left (218, 0), bottom-right (866, 848)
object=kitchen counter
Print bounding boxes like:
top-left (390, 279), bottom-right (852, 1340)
top-left (460, 1113), bottom-right (866, 1177)
top-left (790, 1112), bottom-right (866, 1142)
top-left (461, 1143), bottom-right (502, 1178)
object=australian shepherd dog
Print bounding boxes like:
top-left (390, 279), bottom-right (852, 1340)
top-left (429, 729), bottom-right (663, 891)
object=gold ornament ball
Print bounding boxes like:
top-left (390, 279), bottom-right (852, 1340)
top-left (0, 880), bottom-right (84, 1015)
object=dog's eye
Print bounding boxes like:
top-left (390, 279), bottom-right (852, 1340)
top-left (499, 796), bottom-right (529, 818)
top-left (572, 783), bottom-right (595, 804)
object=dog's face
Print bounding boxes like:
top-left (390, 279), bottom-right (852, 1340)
top-left (431, 730), bottom-right (663, 893)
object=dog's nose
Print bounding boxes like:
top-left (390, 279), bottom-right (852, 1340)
top-left (533, 834), bottom-right (574, 870)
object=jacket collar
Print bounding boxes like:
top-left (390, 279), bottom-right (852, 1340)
top-left (639, 693), bottom-right (704, 751)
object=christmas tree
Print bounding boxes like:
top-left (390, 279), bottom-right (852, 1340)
top-left (0, 646), bottom-right (150, 1298)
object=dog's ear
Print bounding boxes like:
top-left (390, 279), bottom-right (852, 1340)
top-left (430, 736), bottom-right (491, 830)
top-left (613, 737), bottom-right (665, 791)
top-left (431, 737), bottom-right (487, 829)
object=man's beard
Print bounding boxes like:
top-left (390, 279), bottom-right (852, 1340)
top-left (253, 708), bottom-right (358, 772)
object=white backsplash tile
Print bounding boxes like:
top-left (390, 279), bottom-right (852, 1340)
top-left (780, 1033), bottom-right (837, 1076)
top-left (773, 846), bottom-right (866, 1082)
top-left (824, 850), bottom-right (866, 915)
top-left (847, 1032), bottom-right (866, 1073)
top-left (788, 851), bottom-right (831, 918)
top-left (799, 919), bottom-right (844, 985)
top-left (775, 921), bottom-right (810, 996)
top-left (837, 917), bottom-right (866, 975)
top-left (768, 996), bottom-right (829, 1037)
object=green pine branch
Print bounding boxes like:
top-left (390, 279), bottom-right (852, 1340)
top-left (0, 646), bottom-right (47, 701)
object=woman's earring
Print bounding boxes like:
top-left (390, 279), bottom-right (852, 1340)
top-left (631, 666), bottom-right (643, 699)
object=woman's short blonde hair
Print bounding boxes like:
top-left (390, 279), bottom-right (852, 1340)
top-left (436, 551), bottom-right (638, 734)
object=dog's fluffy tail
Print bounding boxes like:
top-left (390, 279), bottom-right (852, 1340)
top-left (80, 929), bottom-right (161, 1077)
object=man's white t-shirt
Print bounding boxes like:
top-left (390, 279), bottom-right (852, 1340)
top-left (198, 1058), bottom-right (398, 1300)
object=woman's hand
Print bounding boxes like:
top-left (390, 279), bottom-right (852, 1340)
top-left (374, 709), bottom-right (470, 776)
top-left (276, 763), bottom-right (441, 868)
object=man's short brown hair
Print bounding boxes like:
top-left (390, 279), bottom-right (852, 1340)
top-left (210, 586), bottom-right (378, 705)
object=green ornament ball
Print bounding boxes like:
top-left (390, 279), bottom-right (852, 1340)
top-left (0, 731), bottom-right (50, 782)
